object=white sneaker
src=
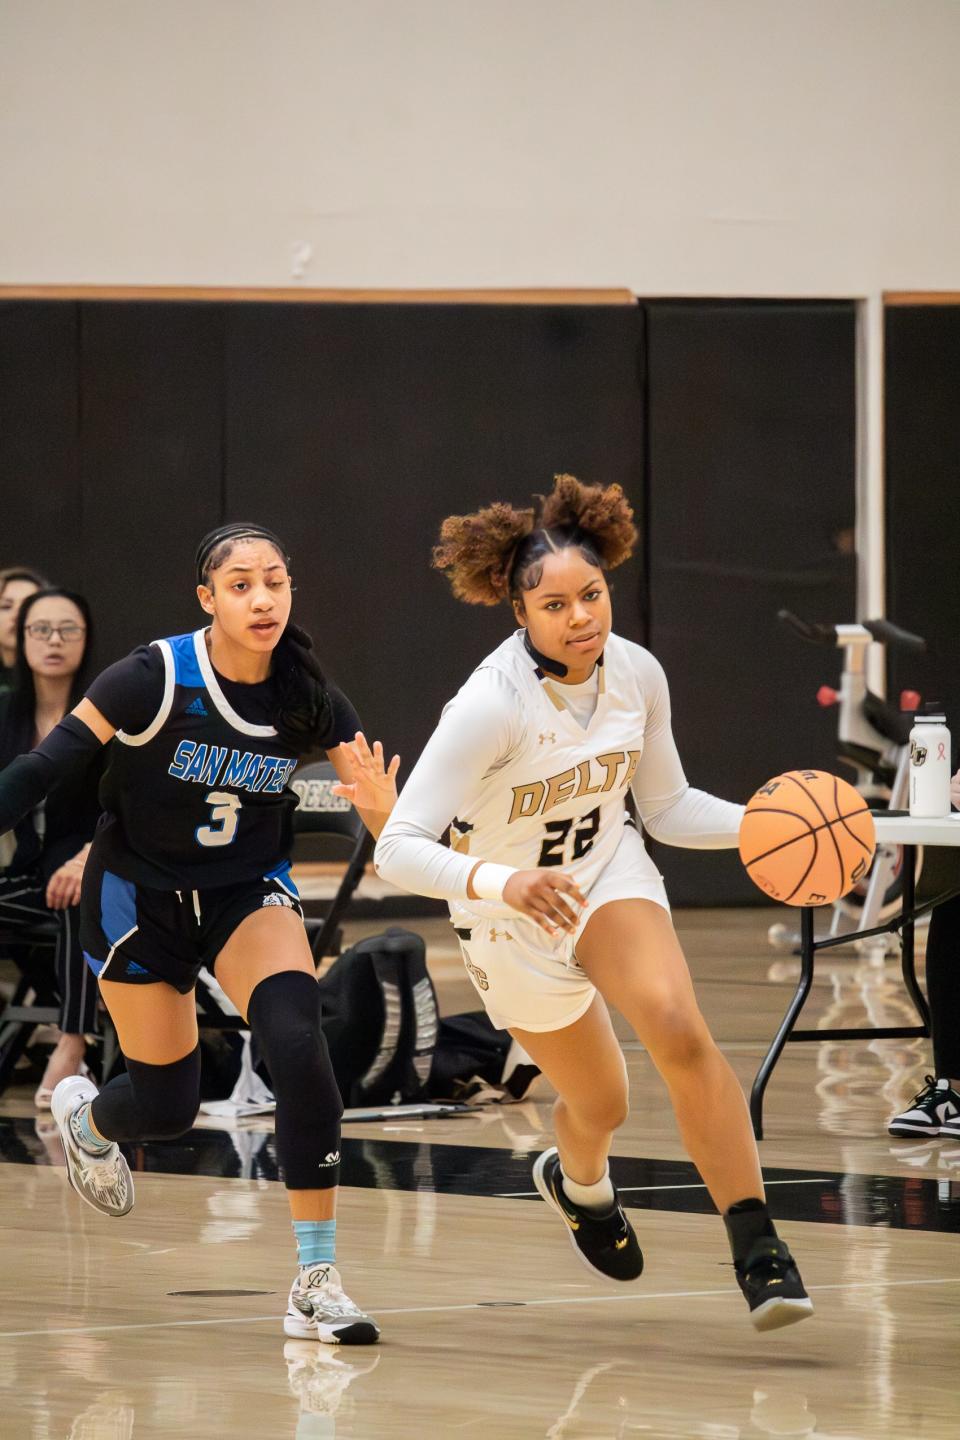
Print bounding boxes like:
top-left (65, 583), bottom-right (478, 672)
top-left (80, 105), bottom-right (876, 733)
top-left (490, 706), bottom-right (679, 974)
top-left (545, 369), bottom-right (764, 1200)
top-left (284, 1264), bottom-right (380, 1345)
top-left (888, 1076), bottom-right (960, 1137)
top-left (51, 1075), bottom-right (134, 1218)
top-left (941, 1110), bottom-right (960, 1140)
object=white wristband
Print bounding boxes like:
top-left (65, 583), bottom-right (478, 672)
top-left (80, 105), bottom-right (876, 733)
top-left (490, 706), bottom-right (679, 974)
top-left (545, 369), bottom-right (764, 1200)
top-left (470, 862), bottom-right (516, 902)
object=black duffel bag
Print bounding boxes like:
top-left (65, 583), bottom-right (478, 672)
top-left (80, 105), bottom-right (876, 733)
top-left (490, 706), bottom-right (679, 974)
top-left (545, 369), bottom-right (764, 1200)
top-left (428, 1011), bottom-right (541, 1103)
top-left (317, 927), bottom-right (439, 1107)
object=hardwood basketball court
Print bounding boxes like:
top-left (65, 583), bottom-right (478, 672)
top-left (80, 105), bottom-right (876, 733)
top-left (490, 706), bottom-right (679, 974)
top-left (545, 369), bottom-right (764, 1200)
top-left (1, 908), bottom-right (957, 1438)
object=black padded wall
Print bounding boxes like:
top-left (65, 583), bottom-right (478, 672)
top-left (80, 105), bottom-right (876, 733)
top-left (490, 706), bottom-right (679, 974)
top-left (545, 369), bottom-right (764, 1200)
top-left (0, 302), bottom-right (81, 593)
top-left (1, 297), bottom-right (861, 908)
top-left (885, 306), bottom-right (960, 741)
top-left (224, 303), bottom-right (645, 775)
top-left (1, 300), bottom-right (644, 775)
top-left (644, 302), bottom-right (857, 905)
top-left (77, 304), bottom-right (225, 670)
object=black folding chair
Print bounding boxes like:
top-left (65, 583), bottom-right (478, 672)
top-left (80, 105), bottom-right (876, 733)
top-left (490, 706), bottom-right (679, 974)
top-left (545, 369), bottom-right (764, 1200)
top-left (0, 920), bottom-right (61, 1091)
top-left (290, 759), bottom-right (375, 964)
top-left (0, 919), bottom-right (118, 1092)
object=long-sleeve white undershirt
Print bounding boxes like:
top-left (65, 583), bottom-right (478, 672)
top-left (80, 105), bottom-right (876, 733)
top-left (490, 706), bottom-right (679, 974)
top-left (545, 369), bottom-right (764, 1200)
top-left (375, 655), bottom-right (744, 903)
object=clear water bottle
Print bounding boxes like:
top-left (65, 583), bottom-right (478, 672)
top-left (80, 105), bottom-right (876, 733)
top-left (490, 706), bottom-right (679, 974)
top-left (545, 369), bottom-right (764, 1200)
top-left (908, 712), bottom-right (952, 818)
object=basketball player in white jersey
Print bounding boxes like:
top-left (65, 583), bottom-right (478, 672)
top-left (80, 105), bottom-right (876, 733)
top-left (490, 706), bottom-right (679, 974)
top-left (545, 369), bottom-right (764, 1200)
top-left (375, 475), bottom-right (812, 1331)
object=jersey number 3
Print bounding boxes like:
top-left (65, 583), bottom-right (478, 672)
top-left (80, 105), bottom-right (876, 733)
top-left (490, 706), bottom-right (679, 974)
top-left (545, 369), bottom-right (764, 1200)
top-left (538, 806), bottom-right (600, 867)
top-left (197, 791), bottom-right (241, 848)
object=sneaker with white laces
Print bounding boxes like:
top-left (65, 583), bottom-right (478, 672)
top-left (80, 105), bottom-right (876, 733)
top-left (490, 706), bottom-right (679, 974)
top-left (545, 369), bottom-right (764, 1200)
top-left (888, 1076), bottom-right (960, 1137)
top-left (51, 1075), bottom-right (134, 1219)
top-left (284, 1265), bottom-right (380, 1345)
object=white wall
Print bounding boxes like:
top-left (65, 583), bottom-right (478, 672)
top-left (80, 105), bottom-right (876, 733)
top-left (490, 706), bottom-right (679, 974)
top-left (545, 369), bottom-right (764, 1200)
top-left (2, 0), bottom-right (959, 295)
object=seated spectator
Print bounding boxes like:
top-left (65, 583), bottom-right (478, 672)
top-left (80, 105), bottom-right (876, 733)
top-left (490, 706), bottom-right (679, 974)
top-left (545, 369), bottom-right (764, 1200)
top-left (0, 567), bottom-right (47, 692)
top-left (888, 765), bottom-right (960, 1140)
top-left (0, 587), bottom-right (104, 1103)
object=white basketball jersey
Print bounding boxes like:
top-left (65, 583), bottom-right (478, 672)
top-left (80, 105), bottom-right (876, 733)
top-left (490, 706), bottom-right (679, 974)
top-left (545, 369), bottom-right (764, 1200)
top-left (446, 630), bottom-right (653, 921)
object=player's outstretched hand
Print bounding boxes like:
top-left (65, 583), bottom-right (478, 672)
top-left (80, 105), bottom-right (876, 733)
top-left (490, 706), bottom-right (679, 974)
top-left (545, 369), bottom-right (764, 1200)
top-left (503, 869), bottom-right (586, 936)
top-left (331, 732), bottom-right (400, 814)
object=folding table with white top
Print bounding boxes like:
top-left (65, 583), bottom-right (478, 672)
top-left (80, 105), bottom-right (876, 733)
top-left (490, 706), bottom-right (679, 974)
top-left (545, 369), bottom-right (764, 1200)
top-left (750, 812), bottom-right (960, 1139)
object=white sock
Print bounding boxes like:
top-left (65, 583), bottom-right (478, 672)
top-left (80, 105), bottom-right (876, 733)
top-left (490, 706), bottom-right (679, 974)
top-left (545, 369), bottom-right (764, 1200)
top-left (560, 1164), bottom-right (615, 1213)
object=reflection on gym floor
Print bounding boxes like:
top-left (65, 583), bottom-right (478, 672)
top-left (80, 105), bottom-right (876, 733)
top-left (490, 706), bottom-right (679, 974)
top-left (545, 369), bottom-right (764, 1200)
top-left (2, 910), bottom-right (958, 1439)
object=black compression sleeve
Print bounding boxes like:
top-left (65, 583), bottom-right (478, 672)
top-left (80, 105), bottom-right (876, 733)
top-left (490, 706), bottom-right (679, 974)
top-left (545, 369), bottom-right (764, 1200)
top-left (84, 646), bottom-right (165, 734)
top-left (0, 716), bottom-right (104, 835)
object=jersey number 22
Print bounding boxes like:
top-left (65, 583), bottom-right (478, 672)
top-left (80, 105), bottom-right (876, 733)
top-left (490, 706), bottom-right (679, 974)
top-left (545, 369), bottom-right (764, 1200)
top-left (538, 806), bottom-right (600, 867)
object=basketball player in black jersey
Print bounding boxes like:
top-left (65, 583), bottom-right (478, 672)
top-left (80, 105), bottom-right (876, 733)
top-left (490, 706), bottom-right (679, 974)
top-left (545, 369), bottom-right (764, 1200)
top-left (0, 524), bottom-right (398, 1344)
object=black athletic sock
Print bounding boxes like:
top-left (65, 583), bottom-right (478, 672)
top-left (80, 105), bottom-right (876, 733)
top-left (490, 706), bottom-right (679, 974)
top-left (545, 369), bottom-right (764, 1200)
top-left (723, 1197), bottom-right (778, 1264)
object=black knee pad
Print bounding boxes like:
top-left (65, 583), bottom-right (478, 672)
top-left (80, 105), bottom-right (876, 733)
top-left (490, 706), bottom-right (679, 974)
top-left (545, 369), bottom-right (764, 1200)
top-left (247, 970), bottom-right (343, 1189)
top-left (92, 1045), bottom-right (201, 1143)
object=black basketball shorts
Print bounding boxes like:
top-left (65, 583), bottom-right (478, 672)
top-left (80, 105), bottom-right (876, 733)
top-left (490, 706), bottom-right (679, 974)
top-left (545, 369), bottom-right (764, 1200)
top-left (80, 851), bottom-right (304, 994)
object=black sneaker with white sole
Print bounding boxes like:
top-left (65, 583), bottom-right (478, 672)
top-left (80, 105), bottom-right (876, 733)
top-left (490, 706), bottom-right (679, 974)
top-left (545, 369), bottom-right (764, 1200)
top-left (532, 1147), bottom-right (643, 1283)
top-left (888, 1076), bottom-right (960, 1138)
top-left (735, 1237), bottom-right (814, 1332)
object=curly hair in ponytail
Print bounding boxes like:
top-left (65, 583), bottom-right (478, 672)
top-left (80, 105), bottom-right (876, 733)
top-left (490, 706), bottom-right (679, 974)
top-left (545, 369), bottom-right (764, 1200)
top-left (432, 475), bottom-right (637, 606)
top-left (431, 502), bottom-right (536, 606)
top-left (195, 524), bottom-right (333, 753)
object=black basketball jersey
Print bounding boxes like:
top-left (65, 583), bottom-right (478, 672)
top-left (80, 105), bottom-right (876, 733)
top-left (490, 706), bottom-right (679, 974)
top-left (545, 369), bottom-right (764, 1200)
top-left (88, 629), bottom-right (350, 889)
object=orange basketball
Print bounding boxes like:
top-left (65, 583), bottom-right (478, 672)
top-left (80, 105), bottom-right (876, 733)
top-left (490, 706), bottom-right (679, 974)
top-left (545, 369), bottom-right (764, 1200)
top-left (739, 769), bottom-right (877, 907)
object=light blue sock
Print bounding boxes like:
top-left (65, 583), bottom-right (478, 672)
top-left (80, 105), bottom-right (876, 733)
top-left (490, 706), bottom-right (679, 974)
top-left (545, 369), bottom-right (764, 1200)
top-left (70, 1101), bottom-right (113, 1156)
top-left (293, 1219), bottom-right (336, 1269)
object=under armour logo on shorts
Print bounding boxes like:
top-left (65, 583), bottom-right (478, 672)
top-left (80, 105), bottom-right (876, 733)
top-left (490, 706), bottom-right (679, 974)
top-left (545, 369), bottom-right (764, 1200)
top-left (539, 732), bottom-right (556, 745)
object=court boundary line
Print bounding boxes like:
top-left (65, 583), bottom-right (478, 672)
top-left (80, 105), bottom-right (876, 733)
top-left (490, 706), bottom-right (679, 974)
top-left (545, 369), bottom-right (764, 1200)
top-left (1, 1275), bottom-right (957, 1341)
top-left (496, 1177), bottom-right (833, 1197)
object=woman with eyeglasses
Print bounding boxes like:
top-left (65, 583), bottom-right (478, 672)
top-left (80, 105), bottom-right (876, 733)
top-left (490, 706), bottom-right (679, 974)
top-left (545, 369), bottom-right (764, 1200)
top-left (0, 588), bottom-right (102, 1102)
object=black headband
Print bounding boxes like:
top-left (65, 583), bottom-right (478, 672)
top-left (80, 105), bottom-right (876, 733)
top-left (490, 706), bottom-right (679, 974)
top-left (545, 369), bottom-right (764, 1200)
top-left (195, 524), bottom-right (287, 584)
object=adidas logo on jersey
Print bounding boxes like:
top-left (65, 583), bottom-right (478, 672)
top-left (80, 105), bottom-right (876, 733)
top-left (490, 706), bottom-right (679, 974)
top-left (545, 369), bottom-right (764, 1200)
top-left (185, 697), bottom-right (208, 718)
top-left (262, 892), bottom-right (295, 909)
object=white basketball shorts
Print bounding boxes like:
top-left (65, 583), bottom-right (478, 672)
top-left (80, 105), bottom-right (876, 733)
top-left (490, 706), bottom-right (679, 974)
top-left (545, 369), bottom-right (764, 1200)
top-left (453, 823), bottom-right (670, 1033)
